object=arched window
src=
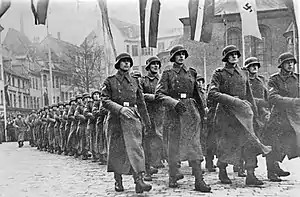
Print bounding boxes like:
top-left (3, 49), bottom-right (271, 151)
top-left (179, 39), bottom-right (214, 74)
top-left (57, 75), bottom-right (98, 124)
top-left (251, 25), bottom-right (272, 73)
top-left (226, 27), bottom-right (242, 51)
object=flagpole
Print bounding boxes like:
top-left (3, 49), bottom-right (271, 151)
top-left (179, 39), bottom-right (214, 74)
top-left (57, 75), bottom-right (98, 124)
top-left (102, 17), bottom-right (109, 78)
top-left (203, 49), bottom-right (207, 89)
top-left (242, 33), bottom-right (246, 65)
top-left (47, 17), bottom-right (53, 105)
top-left (0, 29), bottom-right (7, 141)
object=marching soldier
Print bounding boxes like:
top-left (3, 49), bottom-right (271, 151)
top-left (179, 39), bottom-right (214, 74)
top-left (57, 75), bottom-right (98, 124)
top-left (208, 45), bottom-right (265, 186)
top-left (262, 52), bottom-right (300, 182)
top-left (14, 113), bottom-right (27, 148)
top-left (35, 110), bottom-right (43, 150)
top-left (155, 45), bottom-right (211, 192)
top-left (101, 52), bottom-right (152, 193)
top-left (41, 106), bottom-right (49, 151)
top-left (140, 56), bottom-right (164, 181)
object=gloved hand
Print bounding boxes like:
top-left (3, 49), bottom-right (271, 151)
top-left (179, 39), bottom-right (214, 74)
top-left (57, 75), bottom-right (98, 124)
top-left (233, 98), bottom-right (251, 108)
top-left (175, 101), bottom-right (187, 115)
top-left (120, 107), bottom-right (135, 119)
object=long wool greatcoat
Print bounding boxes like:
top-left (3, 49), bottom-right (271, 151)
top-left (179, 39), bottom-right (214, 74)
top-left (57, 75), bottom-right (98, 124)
top-left (140, 72), bottom-right (165, 165)
top-left (208, 64), bottom-right (260, 165)
top-left (101, 70), bottom-right (151, 174)
top-left (262, 71), bottom-right (300, 161)
top-left (14, 118), bottom-right (27, 142)
top-left (155, 64), bottom-right (205, 162)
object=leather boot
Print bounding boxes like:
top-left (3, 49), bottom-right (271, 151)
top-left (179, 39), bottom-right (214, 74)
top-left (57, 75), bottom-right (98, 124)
top-left (114, 173), bottom-right (124, 192)
top-left (169, 164), bottom-right (179, 188)
top-left (144, 163), bottom-right (153, 181)
top-left (274, 162), bottom-right (290, 177)
top-left (133, 172), bottom-right (152, 193)
top-left (266, 157), bottom-right (282, 182)
top-left (205, 157), bottom-right (216, 172)
top-left (267, 172), bottom-right (282, 182)
top-left (218, 168), bottom-right (232, 184)
top-left (238, 164), bottom-right (246, 177)
top-left (246, 169), bottom-right (263, 185)
top-left (191, 160), bottom-right (211, 192)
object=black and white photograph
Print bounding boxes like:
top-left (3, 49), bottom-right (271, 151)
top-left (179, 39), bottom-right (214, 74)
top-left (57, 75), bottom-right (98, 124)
top-left (0, 0), bottom-right (300, 196)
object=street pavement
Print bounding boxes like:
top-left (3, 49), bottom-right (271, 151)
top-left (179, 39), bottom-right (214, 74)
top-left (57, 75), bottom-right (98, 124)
top-left (1, 142), bottom-right (300, 197)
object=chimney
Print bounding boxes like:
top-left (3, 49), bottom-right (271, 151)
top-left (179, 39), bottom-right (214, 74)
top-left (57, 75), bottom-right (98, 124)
top-left (57, 32), bottom-right (61, 40)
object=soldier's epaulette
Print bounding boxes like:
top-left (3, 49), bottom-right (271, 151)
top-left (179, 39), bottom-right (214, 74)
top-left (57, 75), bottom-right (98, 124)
top-left (215, 67), bottom-right (224, 72)
top-left (257, 75), bottom-right (265, 80)
top-left (270, 72), bottom-right (280, 79)
top-left (107, 75), bottom-right (115, 79)
top-left (188, 67), bottom-right (197, 78)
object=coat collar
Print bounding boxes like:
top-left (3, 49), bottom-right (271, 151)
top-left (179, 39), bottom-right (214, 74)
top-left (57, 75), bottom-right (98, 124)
top-left (224, 63), bottom-right (243, 76)
top-left (279, 70), bottom-right (297, 80)
top-left (146, 72), bottom-right (159, 80)
top-left (116, 70), bottom-right (131, 83)
top-left (172, 63), bottom-right (188, 74)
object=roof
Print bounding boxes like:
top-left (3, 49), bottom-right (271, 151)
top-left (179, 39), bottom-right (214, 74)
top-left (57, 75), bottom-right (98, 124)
top-left (3, 28), bottom-right (32, 56)
top-left (215, 0), bottom-right (287, 15)
top-left (110, 18), bottom-right (140, 39)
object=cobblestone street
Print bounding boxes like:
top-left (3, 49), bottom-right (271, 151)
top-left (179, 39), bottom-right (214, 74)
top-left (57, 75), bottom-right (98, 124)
top-left (1, 142), bottom-right (300, 197)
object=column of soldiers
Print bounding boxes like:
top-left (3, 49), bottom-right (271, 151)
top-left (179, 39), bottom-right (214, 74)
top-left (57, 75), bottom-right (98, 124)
top-left (18, 44), bottom-right (300, 194)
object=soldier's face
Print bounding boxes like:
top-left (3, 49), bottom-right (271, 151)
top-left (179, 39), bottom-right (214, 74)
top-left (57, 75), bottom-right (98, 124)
top-left (174, 52), bottom-right (186, 65)
top-left (282, 60), bottom-right (295, 73)
top-left (227, 52), bottom-right (239, 64)
top-left (248, 64), bottom-right (259, 74)
top-left (119, 58), bottom-right (131, 71)
top-left (149, 62), bottom-right (160, 73)
top-left (93, 93), bottom-right (100, 100)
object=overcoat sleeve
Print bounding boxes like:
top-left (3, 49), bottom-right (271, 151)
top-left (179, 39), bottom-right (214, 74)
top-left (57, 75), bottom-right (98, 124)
top-left (74, 106), bottom-right (86, 121)
top-left (268, 76), bottom-right (296, 108)
top-left (155, 70), bottom-right (179, 108)
top-left (208, 71), bottom-right (237, 105)
top-left (135, 78), bottom-right (151, 128)
top-left (101, 78), bottom-right (123, 115)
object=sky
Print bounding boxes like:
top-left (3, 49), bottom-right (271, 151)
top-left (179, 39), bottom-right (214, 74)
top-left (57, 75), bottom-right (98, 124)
top-left (0, 0), bottom-right (191, 45)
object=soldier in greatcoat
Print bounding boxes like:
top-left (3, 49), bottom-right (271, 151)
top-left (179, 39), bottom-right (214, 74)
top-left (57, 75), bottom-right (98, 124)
top-left (14, 113), bottom-right (27, 148)
top-left (35, 110), bottom-right (43, 150)
top-left (47, 104), bottom-right (56, 153)
top-left (75, 93), bottom-right (90, 160)
top-left (86, 91), bottom-right (98, 162)
top-left (92, 90), bottom-right (108, 164)
top-left (140, 56), bottom-right (164, 181)
top-left (65, 98), bottom-right (76, 155)
top-left (208, 45), bottom-right (264, 186)
top-left (155, 45), bottom-right (211, 192)
top-left (26, 110), bottom-right (37, 147)
top-left (41, 106), bottom-right (49, 151)
top-left (60, 102), bottom-right (69, 155)
top-left (67, 95), bottom-right (81, 157)
top-left (101, 52), bottom-right (152, 193)
top-left (262, 52), bottom-right (300, 182)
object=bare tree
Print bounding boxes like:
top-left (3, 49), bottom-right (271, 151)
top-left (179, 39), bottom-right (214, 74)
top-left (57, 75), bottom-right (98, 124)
top-left (68, 37), bottom-right (105, 93)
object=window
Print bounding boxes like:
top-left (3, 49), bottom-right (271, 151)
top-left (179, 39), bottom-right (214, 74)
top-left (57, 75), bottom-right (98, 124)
top-left (32, 78), bottom-right (34, 89)
top-left (65, 92), bottom-right (68, 101)
top-left (36, 78), bottom-right (38, 89)
top-left (30, 96), bottom-right (33, 108)
top-left (12, 77), bottom-right (15, 87)
top-left (9, 94), bottom-right (12, 106)
top-left (43, 75), bottom-right (47, 87)
top-left (13, 94), bottom-right (16, 107)
top-left (69, 92), bottom-right (72, 99)
top-left (18, 79), bottom-right (20, 88)
top-left (52, 76), bottom-right (55, 88)
top-left (158, 42), bottom-right (165, 52)
top-left (18, 94), bottom-right (22, 108)
top-left (53, 96), bottom-right (55, 104)
top-left (37, 97), bottom-right (40, 109)
top-left (250, 25), bottom-right (272, 73)
top-left (0, 90), bottom-right (3, 105)
top-left (126, 45), bottom-right (130, 53)
top-left (23, 96), bottom-right (26, 108)
top-left (56, 76), bottom-right (59, 88)
top-left (226, 27), bottom-right (242, 52)
top-left (33, 97), bottom-right (36, 109)
top-left (132, 45), bottom-right (138, 56)
top-left (23, 80), bottom-right (25, 89)
top-left (57, 96), bottom-right (59, 103)
top-left (62, 92), bottom-right (64, 102)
